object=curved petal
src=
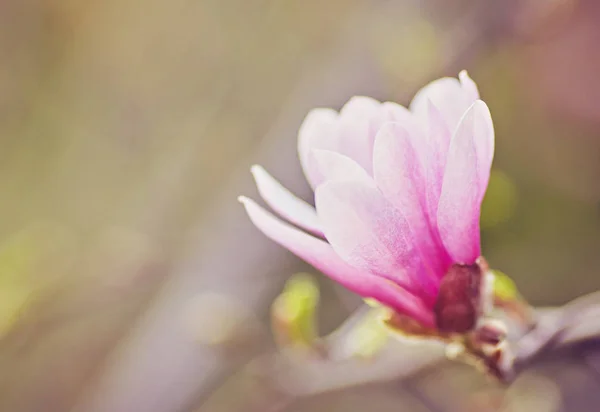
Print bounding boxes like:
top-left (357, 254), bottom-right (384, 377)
top-left (298, 108), bottom-right (340, 188)
top-left (373, 123), bottom-right (450, 279)
top-left (251, 165), bottom-right (323, 236)
top-left (424, 100), bottom-right (452, 220)
top-left (310, 149), bottom-right (373, 188)
top-left (410, 73), bottom-right (478, 134)
top-left (315, 180), bottom-right (437, 302)
top-left (373, 123), bottom-right (428, 223)
top-left (298, 98), bottom-right (399, 184)
top-left (381, 102), bottom-right (422, 135)
top-left (410, 77), bottom-right (462, 124)
top-left (459, 70), bottom-right (480, 102)
top-left (437, 101), bottom-right (494, 264)
top-left (472, 101), bottom-right (495, 180)
top-left (335, 96), bottom-right (382, 174)
top-left (239, 196), bottom-right (434, 326)
top-left (381, 101), bottom-right (413, 122)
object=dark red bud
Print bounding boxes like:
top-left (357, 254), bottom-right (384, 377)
top-left (434, 258), bottom-right (486, 334)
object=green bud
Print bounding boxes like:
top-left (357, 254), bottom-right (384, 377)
top-left (491, 270), bottom-right (520, 302)
top-left (271, 273), bottom-right (320, 348)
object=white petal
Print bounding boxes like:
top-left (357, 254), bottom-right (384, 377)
top-left (335, 96), bottom-right (382, 174)
top-left (251, 165), bottom-right (322, 236)
top-left (309, 149), bottom-right (373, 187)
top-left (297, 108), bottom-right (340, 188)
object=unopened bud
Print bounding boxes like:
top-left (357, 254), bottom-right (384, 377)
top-left (492, 270), bottom-right (519, 302)
top-left (271, 273), bottom-right (319, 350)
top-left (434, 258), bottom-right (489, 334)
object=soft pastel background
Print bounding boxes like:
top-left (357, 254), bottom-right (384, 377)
top-left (0, 0), bottom-right (599, 411)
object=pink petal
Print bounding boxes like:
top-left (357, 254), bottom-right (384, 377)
top-left (335, 97), bottom-right (382, 174)
top-left (315, 180), bottom-right (437, 302)
top-left (437, 101), bottom-right (494, 264)
top-left (373, 123), bottom-right (450, 279)
top-left (424, 100), bottom-right (452, 220)
top-left (298, 108), bottom-right (340, 188)
top-left (309, 149), bottom-right (373, 188)
top-left (373, 123), bottom-right (427, 223)
top-left (410, 73), bottom-right (478, 134)
top-left (239, 196), bottom-right (434, 326)
top-left (472, 101), bottom-right (495, 180)
top-left (379, 102), bottom-right (439, 207)
top-left (251, 165), bottom-right (323, 236)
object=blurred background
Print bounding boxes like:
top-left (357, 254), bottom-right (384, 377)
top-left (0, 0), bottom-right (600, 411)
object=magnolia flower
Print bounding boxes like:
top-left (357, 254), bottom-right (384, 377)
top-left (240, 71), bottom-right (494, 333)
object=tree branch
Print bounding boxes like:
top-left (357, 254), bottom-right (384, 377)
top-left (212, 291), bottom-right (600, 412)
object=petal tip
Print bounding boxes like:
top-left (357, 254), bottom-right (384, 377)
top-left (468, 100), bottom-right (493, 124)
top-left (473, 99), bottom-right (490, 111)
top-left (301, 108), bottom-right (339, 127)
top-left (458, 71), bottom-right (480, 102)
top-left (340, 96), bottom-right (380, 114)
top-left (250, 164), bottom-right (265, 178)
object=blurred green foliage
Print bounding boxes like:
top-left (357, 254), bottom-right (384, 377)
top-left (0, 222), bottom-right (75, 336)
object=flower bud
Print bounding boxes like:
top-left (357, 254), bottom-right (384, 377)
top-left (271, 273), bottom-right (320, 351)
